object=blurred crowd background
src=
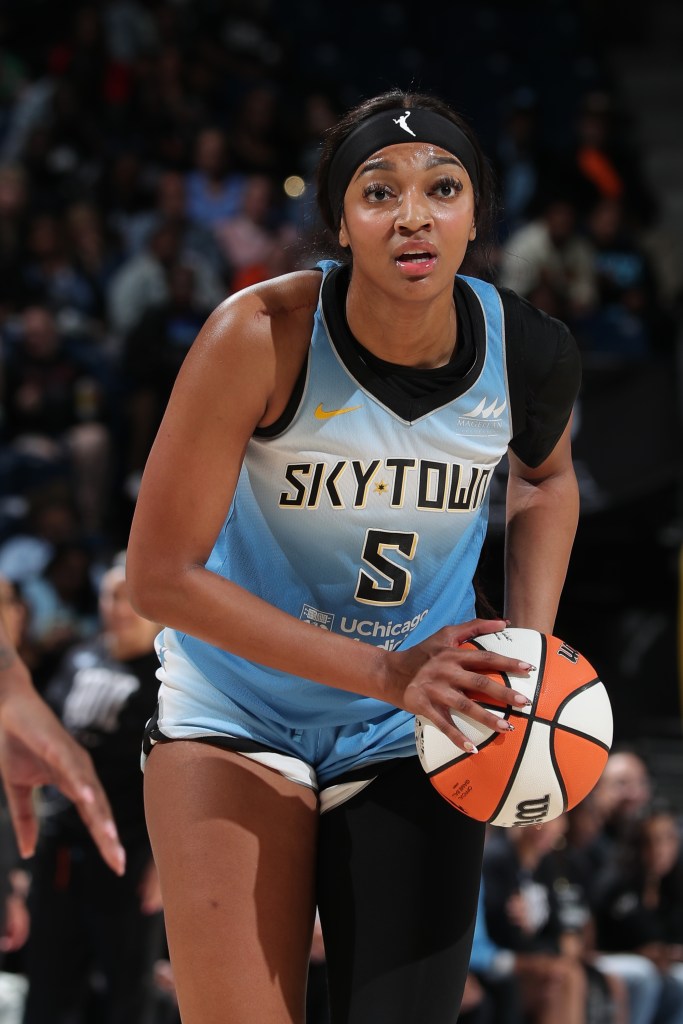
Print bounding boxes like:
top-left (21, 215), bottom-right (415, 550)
top-left (0, 1), bottom-right (681, 1021)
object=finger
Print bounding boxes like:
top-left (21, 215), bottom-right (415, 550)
top-left (442, 688), bottom-right (516, 735)
top-left (424, 704), bottom-right (482, 753)
top-left (41, 741), bottom-right (126, 876)
top-left (435, 619), bottom-right (509, 647)
top-left (434, 650), bottom-right (533, 706)
top-left (71, 783), bottom-right (126, 877)
top-left (447, 646), bottom-right (535, 678)
top-left (4, 784), bottom-right (39, 860)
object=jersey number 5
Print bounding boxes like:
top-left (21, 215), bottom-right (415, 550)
top-left (355, 529), bottom-right (418, 606)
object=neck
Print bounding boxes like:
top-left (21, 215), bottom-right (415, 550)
top-left (345, 276), bottom-right (457, 369)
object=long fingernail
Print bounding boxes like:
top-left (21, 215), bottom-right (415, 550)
top-left (499, 721), bottom-right (515, 732)
top-left (519, 662), bottom-right (535, 671)
top-left (464, 741), bottom-right (479, 753)
top-left (514, 694), bottom-right (532, 706)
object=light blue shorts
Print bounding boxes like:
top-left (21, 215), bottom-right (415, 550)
top-left (142, 629), bottom-right (417, 808)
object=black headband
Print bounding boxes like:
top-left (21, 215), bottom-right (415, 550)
top-left (327, 107), bottom-right (481, 229)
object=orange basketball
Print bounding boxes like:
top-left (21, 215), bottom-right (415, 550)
top-left (415, 628), bottom-right (613, 827)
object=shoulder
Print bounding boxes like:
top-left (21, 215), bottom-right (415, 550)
top-left (201, 269), bottom-right (321, 351)
top-left (499, 287), bottom-right (580, 383)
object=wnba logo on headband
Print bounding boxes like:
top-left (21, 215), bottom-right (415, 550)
top-left (327, 106), bottom-right (481, 228)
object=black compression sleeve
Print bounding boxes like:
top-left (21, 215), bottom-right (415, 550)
top-left (317, 757), bottom-right (486, 1024)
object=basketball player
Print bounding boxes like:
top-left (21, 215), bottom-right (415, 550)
top-left (127, 90), bottom-right (581, 1024)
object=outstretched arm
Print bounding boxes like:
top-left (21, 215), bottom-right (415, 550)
top-left (0, 621), bottom-right (126, 875)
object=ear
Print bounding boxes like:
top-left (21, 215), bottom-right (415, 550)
top-left (338, 217), bottom-right (350, 249)
top-left (469, 221), bottom-right (477, 242)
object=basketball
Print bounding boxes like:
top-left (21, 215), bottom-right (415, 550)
top-left (415, 628), bottom-right (613, 827)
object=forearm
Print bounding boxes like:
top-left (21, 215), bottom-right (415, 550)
top-left (130, 564), bottom-right (393, 702)
top-left (0, 630), bottom-right (32, 701)
top-left (504, 465), bottom-right (579, 633)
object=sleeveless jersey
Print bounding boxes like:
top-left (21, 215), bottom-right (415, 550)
top-left (173, 261), bottom-right (513, 730)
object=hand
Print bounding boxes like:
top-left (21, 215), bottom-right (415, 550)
top-left (385, 618), bottom-right (533, 750)
top-left (0, 678), bottom-right (126, 876)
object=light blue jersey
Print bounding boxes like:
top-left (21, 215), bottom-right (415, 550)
top-left (165, 262), bottom-right (512, 753)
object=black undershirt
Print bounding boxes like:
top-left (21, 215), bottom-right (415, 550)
top-left (256, 263), bottom-right (581, 469)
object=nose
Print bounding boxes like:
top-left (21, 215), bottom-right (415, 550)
top-left (394, 189), bottom-right (433, 233)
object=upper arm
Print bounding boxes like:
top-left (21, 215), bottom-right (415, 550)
top-left (127, 275), bottom-right (317, 592)
top-left (502, 288), bottom-right (582, 470)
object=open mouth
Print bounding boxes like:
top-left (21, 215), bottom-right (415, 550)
top-left (395, 251), bottom-right (434, 263)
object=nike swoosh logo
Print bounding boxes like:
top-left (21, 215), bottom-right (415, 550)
top-left (314, 403), bottom-right (361, 420)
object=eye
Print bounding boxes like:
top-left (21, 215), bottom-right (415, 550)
top-left (430, 175), bottom-right (463, 198)
top-left (362, 182), bottom-right (395, 202)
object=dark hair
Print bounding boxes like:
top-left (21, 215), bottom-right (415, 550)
top-left (315, 89), bottom-right (499, 279)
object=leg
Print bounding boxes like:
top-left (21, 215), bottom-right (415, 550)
top-left (594, 953), bottom-right (662, 1024)
top-left (144, 741), bottom-right (318, 1024)
top-left (316, 757), bottom-right (486, 1024)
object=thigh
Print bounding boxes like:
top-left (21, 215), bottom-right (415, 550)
top-left (317, 756), bottom-right (486, 1024)
top-left (144, 741), bottom-right (319, 1024)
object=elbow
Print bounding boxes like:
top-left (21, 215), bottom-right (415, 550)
top-left (125, 557), bottom-right (171, 623)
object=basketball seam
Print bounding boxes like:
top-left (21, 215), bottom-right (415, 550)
top-left (488, 633), bottom-right (547, 824)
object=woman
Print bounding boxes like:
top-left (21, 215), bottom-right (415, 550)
top-left (127, 89), bottom-right (581, 1024)
top-left (22, 558), bottom-right (164, 1024)
top-left (595, 804), bottom-right (683, 1023)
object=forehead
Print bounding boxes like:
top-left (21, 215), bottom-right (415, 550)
top-left (355, 142), bottom-right (466, 175)
top-left (100, 567), bottom-right (127, 594)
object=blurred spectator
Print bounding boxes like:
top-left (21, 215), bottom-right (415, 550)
top-left (106, 219), bottom-right (223, 341)
top-left (20, 540), bottom-right (98, 683)
top-left (0, 164), bottom-right (30, 316)
top-left (463, 879), bottom-right (524, 1024)
top-left (214, 173), bottom-right (299, 289)
top-left (595, 804), bottom-right (683, 1024)
top-left (0, 490), bottom-right (80, 586)
top-left (122, 263), bottom-right (208, 489)
top-left (129, 170), bottom-right (228, 280)
top-left (1, 305), bottom-right (112, 535)
top-left (498, 190), bottom-right (597, 322)
top-left (21, 557), bottom-right (164, 1024)
top-left (577, 197), bottom-right (674, 363)
top-left (482, 818), bottom-right (622, 1024)
top-left (229, 85), bottom-right (291, 176)
top-left (64, 201), bottom-right (125, 323)
top-left (570, 91), bottom-right (657, 230)
top-left (21, 212), bottom-right (101, 328)
top-left (98, 150), bottom-right (157, 258)
top-left (495, 89), bottom-right (544, 237)
top-left (591, 750), bottom-right (654, 867)
top-left (184, 125), bottom-right (246, 231)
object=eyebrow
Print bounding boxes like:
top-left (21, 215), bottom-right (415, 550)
top-left (355, 154), bottom-right (465, 179)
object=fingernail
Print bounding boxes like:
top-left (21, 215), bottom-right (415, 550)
top-left (115, 847), bottom-right (126, 876)
top-left (464, 741), bottom-right (479, 753)
top-left (519, 662), bottom-right (535, 671)
top-left (500, 721), bottom-right (515, 732)
top-left (514, 694), bottom-right (532, 706)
